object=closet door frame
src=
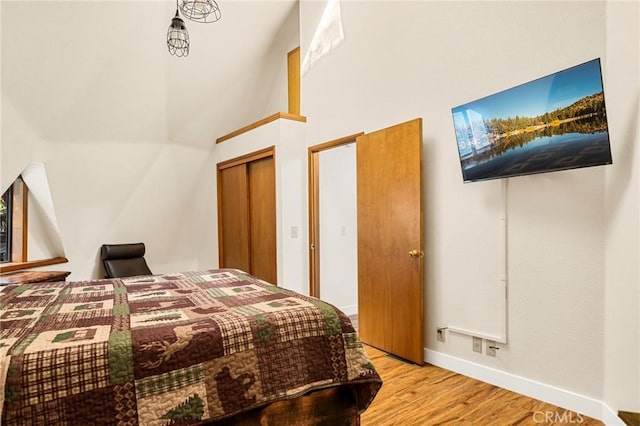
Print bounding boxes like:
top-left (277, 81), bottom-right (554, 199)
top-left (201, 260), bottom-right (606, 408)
top-left (217, 146), bottom-right (276, 282)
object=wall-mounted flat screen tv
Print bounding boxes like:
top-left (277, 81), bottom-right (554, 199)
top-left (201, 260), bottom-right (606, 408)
top-left (452, 58), bottom-right (612, 183)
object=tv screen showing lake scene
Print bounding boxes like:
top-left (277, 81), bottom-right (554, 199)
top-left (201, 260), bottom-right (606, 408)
top-left (452, 58), bottom-right (612, 183)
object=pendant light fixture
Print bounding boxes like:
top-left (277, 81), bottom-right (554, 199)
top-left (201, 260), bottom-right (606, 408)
top-left (166, 0), bottom-right (222, 57)
top-left (167, 1), bottom-right (190, 57)
top-left (180, 0), bottom-right (222, 23)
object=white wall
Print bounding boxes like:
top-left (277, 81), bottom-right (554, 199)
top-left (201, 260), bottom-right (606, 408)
top-left (211, 119), bottom-right (308, 293)
top-left (1, 1), bottom-right (298, 280)
top-left (603, 0), bottom-right (640, 415)
top-left (261, 2), bottom-right (301, 116)
top-left (319, 143), bottom-right (357, 314)
top-left (300, 0), bottom-right (639, 418)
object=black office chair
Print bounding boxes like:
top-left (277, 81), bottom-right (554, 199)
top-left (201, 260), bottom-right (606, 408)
top-left (100, 243), bottom-right (152, 278)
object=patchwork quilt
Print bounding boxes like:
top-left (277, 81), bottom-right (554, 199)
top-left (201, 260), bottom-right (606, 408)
top-left (0, 269), bottom-right (381, 425)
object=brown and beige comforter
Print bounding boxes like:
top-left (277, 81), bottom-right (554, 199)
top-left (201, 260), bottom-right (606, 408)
top-left (0, 269), bottom-right (381, 425)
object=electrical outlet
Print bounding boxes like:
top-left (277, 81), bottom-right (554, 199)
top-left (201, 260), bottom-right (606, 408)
top-left (472, 337), bottom-right (482, 353)
top-left (436, 328), bottom-right (445, 343)
top-left (486, 340), bottom-right (497, 356)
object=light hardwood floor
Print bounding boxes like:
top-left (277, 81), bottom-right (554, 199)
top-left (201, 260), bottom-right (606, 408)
top-left (361, 345), bottom-right (603, 426)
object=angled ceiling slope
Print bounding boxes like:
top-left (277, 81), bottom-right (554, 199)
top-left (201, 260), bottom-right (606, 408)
top-left (1, 1), bottom-right (300, 149)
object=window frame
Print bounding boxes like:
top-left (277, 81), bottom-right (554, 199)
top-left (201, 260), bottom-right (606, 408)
top-left (0, 176), bottom-right (68, 273)
top-left (0, 185), bottom-right (13, 263)
top-left (11, 176), bottom-right (28, 263)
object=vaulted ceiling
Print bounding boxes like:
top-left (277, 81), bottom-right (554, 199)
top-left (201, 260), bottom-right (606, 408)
top-left (1, 1), bottom-right (299, 149)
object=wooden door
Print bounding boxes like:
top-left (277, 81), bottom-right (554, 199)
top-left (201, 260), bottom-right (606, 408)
top-left (357, 118), bottom-right (424, 364)
top-left (218, 148), bottom-right (277, 284)
top-left (219, 163), bottom-right (251, 272)
top-left (248, 157), bottom-right (277, 284)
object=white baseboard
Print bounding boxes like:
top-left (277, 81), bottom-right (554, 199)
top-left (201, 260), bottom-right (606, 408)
top-left (338, 304), bottom-right (357, 316)
top-left (424, 349), bottom-right (625, 425)
top-left (601, 405), bottom-right (626, 426)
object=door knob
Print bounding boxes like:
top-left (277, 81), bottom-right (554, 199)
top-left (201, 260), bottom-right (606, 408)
top-left (409, 249), bottom-right (424, 258)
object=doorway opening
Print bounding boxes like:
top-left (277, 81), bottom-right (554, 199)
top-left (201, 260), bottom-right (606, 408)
top-left (308, 133), bottom-right (363, 310)
top-left (308, 119), bottom-right (425, 365)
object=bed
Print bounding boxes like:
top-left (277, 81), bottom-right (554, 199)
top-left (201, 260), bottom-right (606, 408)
top-left (0, 269), bottom-right (381, 425)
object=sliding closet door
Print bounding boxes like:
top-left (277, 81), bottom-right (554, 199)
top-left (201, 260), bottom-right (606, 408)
top-left (217, 147), bottom-right (277, 284)
top-left (219, 164), bottom-right (251, 272)
top-left (248, 157), bottom-right (277, 284)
